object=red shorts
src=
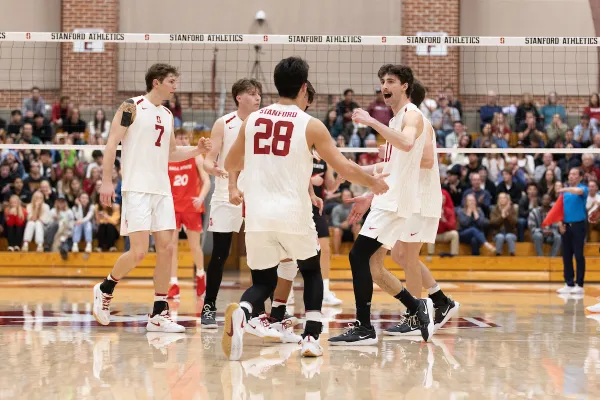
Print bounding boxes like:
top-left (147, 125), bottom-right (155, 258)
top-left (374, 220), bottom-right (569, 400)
top-left (175, 212), bottom-right (203, 232)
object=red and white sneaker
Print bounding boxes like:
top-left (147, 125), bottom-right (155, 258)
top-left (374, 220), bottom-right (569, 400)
top-left (196, 273), bottom-right (206, 298)
top-left (167, 284), bottom-right (180, 300)
top-left (146, 309), bottom-right (186, 333)
top-left (92, 283), bottom-right (112, 326)
top-left (245, 314), bottom-right (283, 340)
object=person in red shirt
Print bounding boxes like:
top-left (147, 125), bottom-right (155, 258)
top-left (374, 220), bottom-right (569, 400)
top-left (167, 129), bottom-right (211, 299)
top-left (51, 96), bottom-right (71, 129)
top-left (366, 88), bottom-right (393, 129)
top-left (4, 194), bottom-right (27, 251)
top-left (426, 189), bottom-right (459, 256)
top-left (582, 153), bottom-right (600, 183)
top-left (358, 134), bottom-right (383, 166)
top-left (584, 93), bottom-right (600, 130)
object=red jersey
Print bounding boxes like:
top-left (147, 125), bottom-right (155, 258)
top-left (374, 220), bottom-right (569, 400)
top-left (168, 158), bottom-right (204, 213)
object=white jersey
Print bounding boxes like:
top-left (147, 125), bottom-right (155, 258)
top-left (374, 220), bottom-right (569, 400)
top-left (212, 111), bottom-right (244, 204)
top-left (243, 103), bottom-right (315, 234)
top-left (121, 95), bottom-right (173, 196)
top-left (371, 102), bottom-right (427, 218)
top-left (418, 121), bottom-right (442, 218)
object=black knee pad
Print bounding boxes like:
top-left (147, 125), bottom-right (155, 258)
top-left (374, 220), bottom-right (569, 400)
top-left (297, 251), bottom-right (321, 272)
top-left (212, 232), bottom-right (233, 260)
top-left (250, 266), bottom-right (278, 293)
top-left (349, 235), bottom-right (381, 271)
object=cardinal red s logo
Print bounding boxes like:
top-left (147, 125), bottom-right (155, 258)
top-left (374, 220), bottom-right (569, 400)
top-left (156, 116), bottom-right (161, 124)
top-left (263, 35), bottom-right (268, 42)
top-left (145, 34), bottom-right (150, 41)
top-left (382, 36), bottom-right (387, 43)
top-left (26, 33), bottom-right (31, 40)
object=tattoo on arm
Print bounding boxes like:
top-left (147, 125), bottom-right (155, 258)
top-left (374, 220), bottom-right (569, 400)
top-left (120, 99), bottom-right (136, 127)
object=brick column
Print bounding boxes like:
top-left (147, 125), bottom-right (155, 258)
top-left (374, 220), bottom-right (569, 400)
top-left (401, 0), bottom-right (460, 97)
top-left (61, 0), bottom-right (119, 109)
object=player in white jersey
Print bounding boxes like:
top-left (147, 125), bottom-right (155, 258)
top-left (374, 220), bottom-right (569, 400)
top-left (328, 65), bottom-right (435, 346)
top-left (199, 78), bottom-right (262, 328)
top-left (92, 63), bottom-right (211, 333)
top-left (220, 56), bottom-right (389, 361)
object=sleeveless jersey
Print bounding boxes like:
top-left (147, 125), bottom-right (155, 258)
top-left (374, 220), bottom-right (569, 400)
top-left (243, 103), bottom-right (315, 234)
top-left (312, 158), bottom-right (327, 199)
top-left (212, 111), bottom-right (244, 204)
top-left (168, 158), bottom-right (204, 213)
top-left (121, 95), bottom-right (173, 196)
top-left (371, 102), bottom-right (427, 218)
top-left (418, 121), bottom-right (442, 218)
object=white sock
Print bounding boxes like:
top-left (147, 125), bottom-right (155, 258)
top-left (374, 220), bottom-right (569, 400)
top-left (170, 277), bottom-right (178, 285)
top-left (154, 293), bottom-right (168, 302)
top-left (323, 279), bottom-right (330, 292)
top-left (427, 284), bottom-right (440, 295)
top-left (196, 268), bottom-right (205, 278)
top-left (240, 301), bottom-right (253, 317)
top-left (306, 311), bottom-right (321, 322)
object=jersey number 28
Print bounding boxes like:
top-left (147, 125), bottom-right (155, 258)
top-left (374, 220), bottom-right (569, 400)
top-left (253, 118), bottom-right (294, 156)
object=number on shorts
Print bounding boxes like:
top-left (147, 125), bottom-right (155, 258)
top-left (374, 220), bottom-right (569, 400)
top-left (253, 118), bottom-right (294, 156)
top-left (155, 124), bottom-right (165, 147)
top-left (173, 174), bottom-right (189, 187)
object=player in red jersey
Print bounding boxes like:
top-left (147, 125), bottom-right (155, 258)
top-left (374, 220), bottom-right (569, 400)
top-left (167, 129), bottom-right (211, 299)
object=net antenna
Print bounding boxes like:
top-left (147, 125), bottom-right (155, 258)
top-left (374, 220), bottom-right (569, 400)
top-left (249, 10), bottom-right (270, 85)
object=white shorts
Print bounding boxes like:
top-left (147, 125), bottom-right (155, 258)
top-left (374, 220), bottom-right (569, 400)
top-left (400, 215), bottom-right (440, 244)
top-left (245, 230), bottom-right (320, 270)
top-left (120, 192), bottom-right (176, 236)
top-left (208, 201), bottom-right (243, 233)
top-left (359, 208), bottom-right (416, 249)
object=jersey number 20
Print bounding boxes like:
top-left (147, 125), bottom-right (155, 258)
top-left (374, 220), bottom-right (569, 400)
top-left (173, 174), bottom-right (188, 187)
top-left (253, 118), bottom-right (294, 156)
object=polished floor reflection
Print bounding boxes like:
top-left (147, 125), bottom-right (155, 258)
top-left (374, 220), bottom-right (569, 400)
top-left (1, 277), bottom-right (600, 399)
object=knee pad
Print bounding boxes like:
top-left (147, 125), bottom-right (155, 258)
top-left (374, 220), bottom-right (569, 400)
top-left (277, 260), bottom-right (298, 281)
top-left (297, 252), bottom-right (321, 272)
top-left (251, 266), bottom-right (279, 292)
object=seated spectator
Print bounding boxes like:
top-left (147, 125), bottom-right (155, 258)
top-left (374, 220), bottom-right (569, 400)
top-left (464, 154), bottom-right (481, 181)
top-left (497, 168), bottom-right (523, 204)
top-left (515, 93), bottom-right (540, 128)
top-left (444, 85), bottom-right (463, 118)
top-left (3, 177), bottom-right (32, 206)
top-left (589, 134), bottom-right (600, 165)
top-left (324, 109), bottom-right (343, 137)
top-left (491, 112), bottom-right (511, 142)
top-left (500, 156), bottom-right (527, 187)
top-left (529, 193), bottom-right (562, 257)
top-left (457, 193), bottom-right (495, 255)
top-left (86, 150), bottom-right (104, 178)
top-left (427, 190), bottom-right (459, 256)
top-left (419, 86), bottom-right (437, 122)
top-left (72, 192), bottom-right (94, 253)
top-left (0, 162), bottom-right (13, 195)
top-left (479, 90), bottom-right (503, 129)
top-left (558, 144), bottom-right (582, 180)
top-left (490, 193), bottom-right (518, 256)
top-left (518, 183), bottom-right (540, 242)
top-left (449, 134), bottom-right (471, 167)
top-left (442, 164), bottom-right (466, 207)
top-left (39, 180), bottom-right (57, 208)
top-left (474, 123), bottom-right (494, 148)
top-left (478, 166), bottom-right (497, 203)
top-left (32, 113), bottom-right (53, 143)
top-left (534, 153), bottom-right (561, 183)
top-left (540, 92), bottom-right (566, 128)
top-left (22, 190), bottom-right (50, 252)
top-left (563, 130), bottom-right (581, 148)
top-left (461, 172), bottom-right (492, 216)
top-left (348, 123), bottom-right (367, 148)
top-left (7, 110), bottom-right (23, 138)
top-left (24, 161), bottom-right (43, 193)
top-left (515, 150), bottom-right (535, 181)
top-left (44, 195), bottom-right (74, 257)
top-left (586, 180), bottom-right (600, 228)
top-left (336, 89), bottom-right (359, 130)
top-left (445, 120), bottom-right (465, 148)
top-left (581, 153), bottom-right (600, 183)
top-left (482, 150), bottom-right (505, 183)
top-left (583, 92), bottom-right (600, 130)
top-left (62, 108), bottom-right (86, 144)
top-left (540, 168), bottom-right (557, 198)
top-left (4, 194), bottom-right (27, 251)
top-left (432, 95), bottom-right (461, 144)
top-left (84, 167), bottom-right (101, 196)
top-left (66, 179), bottom-right (82, 208)
top-left (38, 150), bottom-right (55, 179)
top-left (517, 111), bottom-right (544, 146)
top-left (367, 88), bottom-right (393, 132)
top-left (574, 114), bottom-right (597, 147)
top-left (331, 189), bottom-right (361, 254)
top-left (551, 181), bottom-right (564, 202)
top-left (20, 122), bottom-right (41, 145)
top-left (336, 135), bottom-right (346, 149)
top-left (358, 135), bottom-right (382, 166)
top-left (2, 152), bottom-right (24, 180)
top-left (21, 86), bottom-right (46, 121)
top-left (88, 109), bottom-right (110, 145)
top-left (545, 114), bottom-right (568, 144)
top-left (95, 201), bottom-right (120, 252)
top-left (163, 94), bottom-right (182, 128)
top-left (56, 167), bottom-right (74, 197)
top-left (51, 96), bottom-right (70, 128)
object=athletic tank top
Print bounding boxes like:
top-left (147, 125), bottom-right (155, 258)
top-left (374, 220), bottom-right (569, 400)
top-left (243, 103), bottom-right (315, 234)
top-left (168, 158), bottom-right (204, 213)
top-left (212, 111), bottom-right (244, 204)
top-left (121, 95), bottom-right (173, 196)
top-left (312, 158), bottom-right (327, 199)
top-left (371, 102), bottom-right (427, 218)
top-left (418, 121), bottom-right (442, 218)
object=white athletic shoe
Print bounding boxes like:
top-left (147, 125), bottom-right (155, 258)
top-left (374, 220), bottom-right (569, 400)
top-left (301, 357), bottom-right (324, 378)
top-left (72, 243), bottom-right (79, 253)
top-left (36, 244), bottom-right (43, 252)
top-left (221, 303), bottom-right (246, 361)
top-left (287, 290), bottom-right (295, 305)
top-left (85, 242), bottom-right (93, 253)
top-left (588, 302), bottom-right (600, 313)
top-left (571, 285), bottom-right (585, 294)
top-left (146, 309), bottom-right (185, 333)
top-left (556, 284), bottom-right (574, 294)
top-left (323, 290), bottom-right (343, 306)
top-left (92, 283), bottom-right (112, 326)
top-left (271, 318), bottom-right (302, 343)
top-left (245, 314), bottom-right (283, 340)
top-left (21, 242), bottom-right (28, 252)
top-left (301, 335), bottom-right (323, 357)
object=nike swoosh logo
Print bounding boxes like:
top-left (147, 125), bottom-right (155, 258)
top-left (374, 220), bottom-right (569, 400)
top-left (151, 321), bottom-right (160, 327)
top-left (358, 335), bottom-right (372, 340)
top-left (369, 227), bottom-right (377, 230)
top-left (228, 126), bottom-right (236, 129)
top-left (248, 323), bottom-right (257, 330)
top-left (423, 307), bottom-right (428, 315)
top-left (441, 306), bottom-right (450, 317)
top-left (410, 233), bottom-right (418, 236)
top-left (227, 319), bottom-right (234, 337)
top-left (142, 107), bottom-right (148, 110)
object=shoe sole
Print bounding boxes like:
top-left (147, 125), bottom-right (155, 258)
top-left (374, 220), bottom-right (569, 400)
top-left (328, 337), bottom-right (378, 346)
top-left (422, 298), bottom-right (435, 342)
top-left (92, 283), bottom-right (110, 326)
top-left (434, 301), bottom-right (461, 333)
top-left (221, 303), bottom-right (245, 361)
top-left (301, 347), bottom-right (323, 357)
top-left (201, 322), bottom-right (219, 329)
top-left (146, 323), bottom-right (186, 333)
top-left (383, 330), bottom-right (421, 336)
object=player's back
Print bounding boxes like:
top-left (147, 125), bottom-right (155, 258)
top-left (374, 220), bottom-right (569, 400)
top-left (243, 103), bottom-right (314, 234)
top-left (121, 95), bottom-right (173, 196)
top-left (419, 120), bottom-right (442, 218)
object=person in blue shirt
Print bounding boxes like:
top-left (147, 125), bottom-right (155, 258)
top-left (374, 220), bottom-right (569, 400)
top-left (556, 168), bottom-right (588, 294)
top-left (540, 92), bottom-right (566, 128)
top-left (479, 90), bottom-right (503, 130)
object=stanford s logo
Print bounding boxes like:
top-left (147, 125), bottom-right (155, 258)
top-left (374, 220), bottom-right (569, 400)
top-left (156, 116), bottom-right (161, 124)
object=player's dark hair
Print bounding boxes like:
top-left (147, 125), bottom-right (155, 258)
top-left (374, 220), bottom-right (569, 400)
top-left (306, 80), bottom-right (315, 105)
top-left (11, 109), bottom-right (21, 116)
top-left (174, 128), bottom-right (188, 137)
top-left (377, 64), bottom-right (414, 97)
top-left (31, 86), bottom-right (40, 92)
top-left (411, 80), bottom-right (425, 108)
top-left (343, 88), bottom-right (354, 96)
top-left (273, 57), bottom-right (309, 99)
top-left (231, 78), bottom-right (262, 107)
top-left (145, 63), bottom-right (180, 93)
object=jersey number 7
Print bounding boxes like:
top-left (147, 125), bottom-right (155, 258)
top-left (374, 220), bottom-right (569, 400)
top-left (253, 118), bottom-right (294, 156)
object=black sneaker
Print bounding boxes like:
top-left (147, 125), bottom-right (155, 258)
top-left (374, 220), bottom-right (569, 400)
top-left (201, 303), bottom-right (218, 329)
top-left (433, 299), bottom-right (460, 333)
top-left (328, 321), bottom-right (378, 346)
top-left (383, 311), bottom-right (420, 336)
top-left (59, 241), bottom-right (69, 260)
top-left (416, 298), bottom-right (435, 342)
